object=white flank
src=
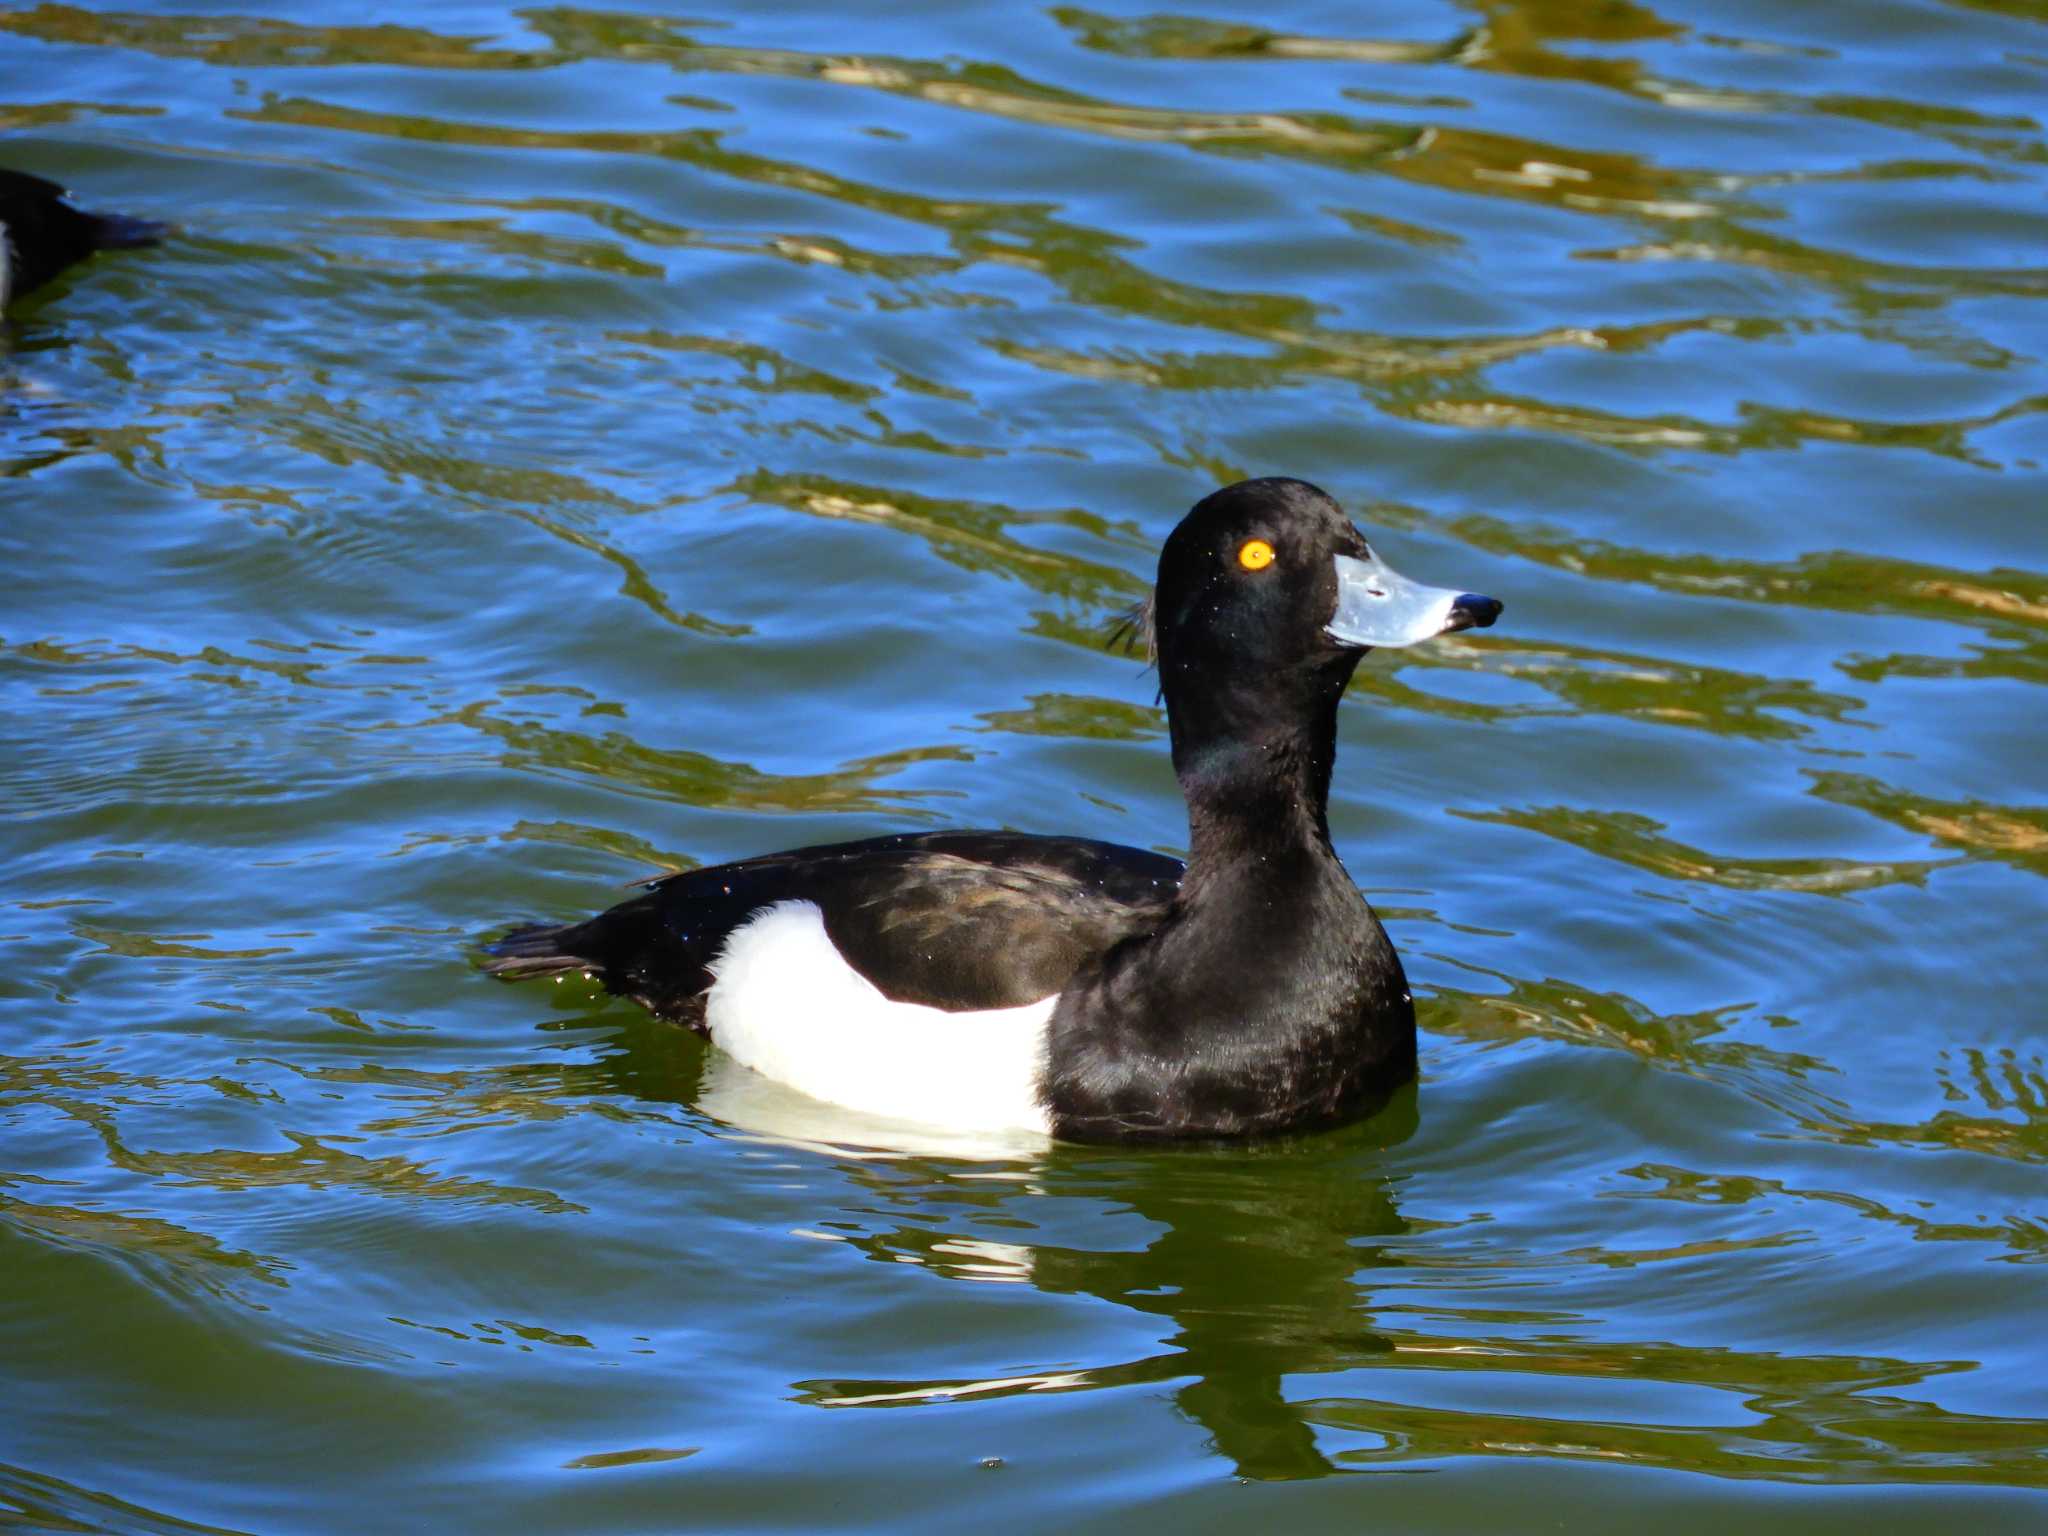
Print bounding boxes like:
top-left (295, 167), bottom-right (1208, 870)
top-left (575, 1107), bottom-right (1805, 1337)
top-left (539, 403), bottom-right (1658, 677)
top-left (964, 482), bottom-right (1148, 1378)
top-left (704, 900), bottom-right (1056, 1136)
top-left (695, 1054), bottom-right (1051, 1161)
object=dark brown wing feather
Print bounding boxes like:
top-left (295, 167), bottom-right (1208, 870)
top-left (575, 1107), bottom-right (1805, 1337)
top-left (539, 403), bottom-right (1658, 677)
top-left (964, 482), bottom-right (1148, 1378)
top-left (487, 830), bottom-right (1182, 1028)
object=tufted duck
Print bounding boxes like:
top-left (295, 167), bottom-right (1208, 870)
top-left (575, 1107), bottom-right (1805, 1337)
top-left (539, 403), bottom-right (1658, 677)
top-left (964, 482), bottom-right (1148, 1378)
top-left (488, 477), bottom-right (1500, 1142)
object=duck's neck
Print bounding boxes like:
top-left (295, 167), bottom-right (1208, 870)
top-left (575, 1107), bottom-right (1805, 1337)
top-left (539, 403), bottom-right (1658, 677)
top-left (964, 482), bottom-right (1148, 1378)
top-left (1036, 658), bottom-right (1407, 1141)
top-left (1176, 735), bottom-right (1337, 888)
top-left (1167, 664), bottom-right (1351, 884)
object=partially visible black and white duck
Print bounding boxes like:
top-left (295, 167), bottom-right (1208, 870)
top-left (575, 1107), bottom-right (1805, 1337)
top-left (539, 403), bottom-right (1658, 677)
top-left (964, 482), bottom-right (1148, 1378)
top-left (488, 477), bottom-right (1501, 1143)
top-left (0, 167), bottom-right (162, 310)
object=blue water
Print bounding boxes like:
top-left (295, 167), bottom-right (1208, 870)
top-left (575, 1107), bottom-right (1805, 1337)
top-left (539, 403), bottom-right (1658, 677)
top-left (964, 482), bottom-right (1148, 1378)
top-left (3, 1), bottom-right (2046, 1530)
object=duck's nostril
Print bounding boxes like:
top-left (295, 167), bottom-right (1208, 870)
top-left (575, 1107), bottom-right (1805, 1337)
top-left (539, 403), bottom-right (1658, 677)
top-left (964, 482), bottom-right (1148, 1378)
top-left (1447, 594), bottom-right (1503, 631)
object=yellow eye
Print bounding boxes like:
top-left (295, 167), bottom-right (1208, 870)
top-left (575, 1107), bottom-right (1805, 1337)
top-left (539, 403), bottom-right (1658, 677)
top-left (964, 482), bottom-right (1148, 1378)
top-left (1238, 539), bottom-right (1276, 571)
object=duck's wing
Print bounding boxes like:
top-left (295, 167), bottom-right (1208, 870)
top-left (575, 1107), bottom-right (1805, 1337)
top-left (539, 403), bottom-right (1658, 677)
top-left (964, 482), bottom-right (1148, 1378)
top-left (487, 830), bottom-right (1182, 1026)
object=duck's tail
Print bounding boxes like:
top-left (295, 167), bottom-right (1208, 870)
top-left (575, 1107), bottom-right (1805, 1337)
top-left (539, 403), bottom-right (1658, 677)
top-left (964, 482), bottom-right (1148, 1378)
top-left (86, 208), bottom-right (166, 251)
top-left (482, 890), bottom-right (718, 1031)
top-left (482, 922), bottom-right (594, 979)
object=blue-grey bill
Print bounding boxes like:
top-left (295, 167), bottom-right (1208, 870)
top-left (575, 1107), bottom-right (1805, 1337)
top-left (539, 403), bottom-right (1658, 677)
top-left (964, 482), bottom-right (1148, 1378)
top-left (1327, 548), bottom-right (1501, 648)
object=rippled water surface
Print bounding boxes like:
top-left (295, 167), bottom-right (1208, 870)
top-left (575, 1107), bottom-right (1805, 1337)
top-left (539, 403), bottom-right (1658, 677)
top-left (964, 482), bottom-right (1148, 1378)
top-left (5, 0), bottom-right (2047, 1529)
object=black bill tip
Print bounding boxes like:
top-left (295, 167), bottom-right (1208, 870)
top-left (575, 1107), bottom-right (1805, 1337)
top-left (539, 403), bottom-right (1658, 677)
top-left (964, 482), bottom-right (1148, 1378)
top-left (1445, 594), bottom-right (1503, 633)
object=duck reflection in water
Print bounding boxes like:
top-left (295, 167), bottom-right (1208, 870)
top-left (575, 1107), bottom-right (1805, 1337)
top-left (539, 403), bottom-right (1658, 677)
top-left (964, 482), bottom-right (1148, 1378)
top-left (597, 1029), bottom-right (1416, 1482)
